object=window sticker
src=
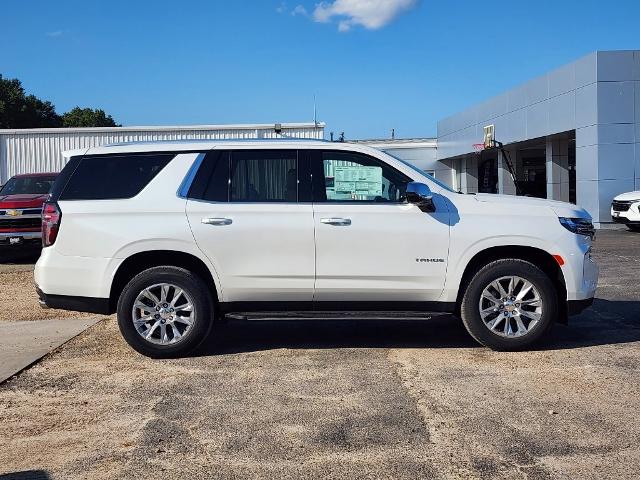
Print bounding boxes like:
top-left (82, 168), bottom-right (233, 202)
top-left (329, 165), bottom-right (383, 200)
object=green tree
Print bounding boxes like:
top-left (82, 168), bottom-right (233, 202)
top-left (1, 74), bottom-right (120, 128)
top-left (0, 74), bottom-right (62, 128)
top-left (62, 107), bottom-right (119, 128)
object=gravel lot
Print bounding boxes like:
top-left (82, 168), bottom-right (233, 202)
top-left (0, 264), bottom-right (104, 323)
top-left (0, 230), bottom-right (639, 479)
top-left (0, 248), bottom-right (106, 323)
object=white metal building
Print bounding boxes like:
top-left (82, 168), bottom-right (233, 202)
top-left (0, 122), bottom-right (325, 183)
top-left (353, 137), bottom-right (442, 178)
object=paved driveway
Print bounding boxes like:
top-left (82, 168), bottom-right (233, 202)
top-left (0, 230), bottom-right (639, 479)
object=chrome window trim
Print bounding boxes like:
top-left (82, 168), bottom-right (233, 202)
top-left (176, 153), bottom-right (206, 199)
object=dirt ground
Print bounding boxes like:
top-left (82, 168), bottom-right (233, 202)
top-left (0, 262), bottom-right (105, 322)
top-left (0, 230), bottom-right (639, 479)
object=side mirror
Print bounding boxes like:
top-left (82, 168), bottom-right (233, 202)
top-left (406, 182), bottom-right (435, 212)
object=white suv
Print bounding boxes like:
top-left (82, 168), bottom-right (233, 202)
top-left (611, 191), bottom-right (640, 231)
top-left (35, 140), bottom-right (598, 357)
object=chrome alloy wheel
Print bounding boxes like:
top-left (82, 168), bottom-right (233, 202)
top-left (132, 283), bottom-right (195, 345)
top-left (478, 276), bottom-right (543, 338)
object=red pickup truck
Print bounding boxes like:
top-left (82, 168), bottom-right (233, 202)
top-left (0, 173), bottom-right (57, 248)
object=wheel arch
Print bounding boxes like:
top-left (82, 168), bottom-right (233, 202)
top-left (109, 250), bottom-right (219, 313)
top-left (454, 245), bottom-right (568, 324)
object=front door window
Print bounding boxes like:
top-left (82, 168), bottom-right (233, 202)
top-left (314, 151), bottom-right (410, 203)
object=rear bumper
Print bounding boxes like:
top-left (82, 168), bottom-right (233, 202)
top-left (36, 286), bottom-right (111, 314)
top-left (35, 248), bottom-right (113, 298)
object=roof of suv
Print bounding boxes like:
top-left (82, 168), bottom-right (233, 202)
top-left (62, 138), bottom-right (382, 158)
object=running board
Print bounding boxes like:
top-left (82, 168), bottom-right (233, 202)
top-left (224, 311), bottom-right (451, 321)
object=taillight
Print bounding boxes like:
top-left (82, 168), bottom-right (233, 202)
top-left (42, 202), bottom-right (61, 247)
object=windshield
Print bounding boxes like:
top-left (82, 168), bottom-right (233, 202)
top-left (0, 176), bottom-right (56, 196)
top-left (385, 153), bottom-right (457, 193)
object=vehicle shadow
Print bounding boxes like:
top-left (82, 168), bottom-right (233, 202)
top-left (0, 248), bottom-right (41, 265)
top-left (540, 299), bottom-right (640, 351)
top-left (0, 470), bottom-right (51, 480)
top-left (191, 299), bottom-right (640, 356)
top-left (194, 315), bottom-right (478, 355)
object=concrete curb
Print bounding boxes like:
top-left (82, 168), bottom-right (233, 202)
top-left (0, 318), bottom-right (102, 385)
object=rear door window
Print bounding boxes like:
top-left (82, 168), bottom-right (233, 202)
top-left (60, 153), bottom-right (173, 200)
top-left (188, 149), bottom-right (302, 203)
top-left (229, 150), bottom-right (298, 202)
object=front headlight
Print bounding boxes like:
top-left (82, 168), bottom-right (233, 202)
top-left (559, 217), bottom-right (595, 238)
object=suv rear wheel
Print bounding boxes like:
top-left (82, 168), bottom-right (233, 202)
top-left (117, 266), bottom-right (214, 358)
top-left (460, 259), bottom-right (558, 351)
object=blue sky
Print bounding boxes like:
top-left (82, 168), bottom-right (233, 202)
top-left (2, 0), bottom-right (639, 138)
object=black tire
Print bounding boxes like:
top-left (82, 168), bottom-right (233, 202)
top-left (117, 266), bottom-right (214, 358)
top-left (627, 224), bottom-right (640, 232)
top-left (459, 259), bottom-right (558, 351)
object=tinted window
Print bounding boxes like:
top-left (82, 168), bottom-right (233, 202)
top-left (313, 151), bottom-right (410, 203)
top-left (60, 153), bottom-right (173, 200)
top-left (0, 176), bottom-right (56, 195)
top-left (188, 151), bottom-right (230, 202)
top-left (49, 156), bottom-right (81, 201)
top-left (230, 150), bottom-right (297, 202)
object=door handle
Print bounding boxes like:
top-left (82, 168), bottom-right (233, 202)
top-left (201, 217), bottom-right (232, 226)
top-left (320, 217), bottom-right (352, 226)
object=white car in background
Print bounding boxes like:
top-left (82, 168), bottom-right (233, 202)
top-left (611, 191), bottom-right (640, 232)
top-left (35, 140), bottom-right (598, 357)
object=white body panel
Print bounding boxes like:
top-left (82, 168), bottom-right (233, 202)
top-left (440, 193), bottom-right (597, 302)
top-left (186, 201), bottom-right (315, 302)
top-left (34, 139), bottom-right (598, 311)
top-left (312, 201), bottom-right (449, 301)
top-left (35, 153), bottom-right (222, 298)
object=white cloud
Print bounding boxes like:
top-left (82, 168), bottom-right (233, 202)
top-left (337, 20), bottom-right (351, 32)
top-left (291, 5), bottom-right (308, 16)
top-left (276, 2), bottom-right (287, 13)
top-left (313, 0), bottom-right (418, 31)
top-left (46, 30), bottom-right (63, 38)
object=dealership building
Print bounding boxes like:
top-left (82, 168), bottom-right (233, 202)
top-left (383, 49), bottom-right (640, 228)
top-left (1, 50), bottom-right (638, 227)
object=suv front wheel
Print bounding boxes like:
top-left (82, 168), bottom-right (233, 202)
top-left (460, 259), bottom-right (558, 351)
top-left (117, 266), bottom-right (214, 358)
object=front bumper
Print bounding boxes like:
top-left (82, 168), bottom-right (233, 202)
top-left (611, 203), bottom-right (640, 224)
top-left (0, 231), bottom-right (41, 247)
top-left (611, 215), bottom-right (639, 225)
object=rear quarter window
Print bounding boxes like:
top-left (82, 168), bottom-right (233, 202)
top-left (60, 153), bottom-right (174, 200)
